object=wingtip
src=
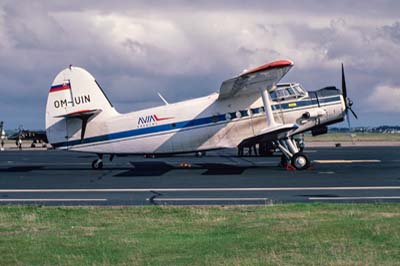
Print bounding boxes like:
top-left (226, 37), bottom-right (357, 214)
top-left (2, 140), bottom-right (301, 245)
top-left (241, 59), bottom-right (294, 76)
top-left (282, 59), bottom-right (295, 66)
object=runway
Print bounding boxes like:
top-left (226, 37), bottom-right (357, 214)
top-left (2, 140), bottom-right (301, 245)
top-left (0, 146), bottom-right (399, 205)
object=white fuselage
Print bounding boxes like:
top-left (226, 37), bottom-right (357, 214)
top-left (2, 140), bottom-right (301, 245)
top-left (57, 90), bottom-right (345, 154)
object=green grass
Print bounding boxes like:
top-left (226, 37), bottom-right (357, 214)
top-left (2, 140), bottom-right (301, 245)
top-left (1, 204), bottom-right (400, 266)
top-left (305, 132), bottom-right (400, 142)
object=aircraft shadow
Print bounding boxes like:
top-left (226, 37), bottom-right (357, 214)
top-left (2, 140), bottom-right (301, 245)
top-left (0, 166), bottom-right (45, 172)
top-left (114, 161), bottom-right (272, 177)
top-left (0, 161), bottom-right (279, 177)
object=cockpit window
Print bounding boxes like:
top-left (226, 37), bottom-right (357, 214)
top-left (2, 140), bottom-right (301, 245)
top-left (293, 84), bottom-right (306, 95)
top-left (270, 83), bottom-right (307, 101)
top-left (287, 87), bottom-right (296, 95)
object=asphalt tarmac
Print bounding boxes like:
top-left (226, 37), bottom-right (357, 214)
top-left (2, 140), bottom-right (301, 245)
top-left (0, 146), bottom-right (399, 206)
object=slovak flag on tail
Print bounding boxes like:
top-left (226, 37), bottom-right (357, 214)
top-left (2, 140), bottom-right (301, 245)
top-left (49, 81), bottom-right (71, 93)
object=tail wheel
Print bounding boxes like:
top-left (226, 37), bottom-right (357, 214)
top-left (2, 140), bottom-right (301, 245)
top-left (91, 159), bottom-right (103, 170)
top-left (196, 151), bottom-right (205, 157)
top-left (291, 152), bottom-right (310, 170)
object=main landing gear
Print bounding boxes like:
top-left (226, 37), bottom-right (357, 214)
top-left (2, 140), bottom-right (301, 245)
top-left (91, 154), bottom-right (103, 170)
top-left (257, 84), bottom-right (310, 170)
top-left (275, 137), bottom-right (310, 170)
top-left (91, 154), bottom-right (115, 169)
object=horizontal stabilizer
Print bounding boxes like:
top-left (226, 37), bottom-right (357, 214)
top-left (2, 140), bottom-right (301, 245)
top-left (54, 109), bottom-right (101, 142)
top-left (54, 109), bottom-right (101, 119)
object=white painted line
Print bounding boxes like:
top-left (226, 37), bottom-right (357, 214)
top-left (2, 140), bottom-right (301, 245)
top-left (313, 160), bottom-right (381, 164)
top-left (149, 197), bottom-right (268, 201)
top-left (0, 198), bottom-right (108, 202)
top-left (0, 186), bottom-right (400, 193)
top-left (309, 196), bottom-right (400, 200)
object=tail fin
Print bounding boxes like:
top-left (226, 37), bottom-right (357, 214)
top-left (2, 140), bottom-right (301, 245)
top-left (45, 66), bottom-right (118, 148)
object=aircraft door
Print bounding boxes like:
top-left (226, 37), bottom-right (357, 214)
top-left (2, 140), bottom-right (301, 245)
top-left (308, 91), bottom-right (320, 107)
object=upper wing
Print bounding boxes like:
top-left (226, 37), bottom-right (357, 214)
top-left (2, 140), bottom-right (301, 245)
top-left (218, 59), bottom-right (294, 100)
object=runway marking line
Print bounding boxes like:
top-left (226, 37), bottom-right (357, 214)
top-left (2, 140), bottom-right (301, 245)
top-left (147, 197), bottom-right (269, 201)
top-left (309, 196), bottom-right (400, 200)
top-left (1, 186), bottom-right (400, 193)
top-left (0, 198), bottom-right (108, 202)
top-left (313, 160), bottom-right (381, 164)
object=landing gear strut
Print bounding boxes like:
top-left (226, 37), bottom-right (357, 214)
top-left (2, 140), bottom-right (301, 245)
top-left (275, 138), bottom-right (310, 170)
top-left (91, 154), bottom-right (103, 170)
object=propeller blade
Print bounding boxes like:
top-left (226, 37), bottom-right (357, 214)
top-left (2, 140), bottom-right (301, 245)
top-left (341, 63), bottom-right (347, 101)
top-left (349, 108), bottom-right (358, 119)
top-left (341, 63), bottom-right (357, 143)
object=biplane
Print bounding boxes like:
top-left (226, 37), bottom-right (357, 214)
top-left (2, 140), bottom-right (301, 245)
top-left (46, 60), bottom-right (356, 170)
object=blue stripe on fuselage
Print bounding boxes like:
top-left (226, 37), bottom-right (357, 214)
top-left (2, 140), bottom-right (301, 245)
top-left (52, 96), bottom-right (341, 148)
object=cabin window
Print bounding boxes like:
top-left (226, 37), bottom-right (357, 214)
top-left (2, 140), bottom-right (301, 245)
top-left (251, 108), bottom-right (260, 114)
top-left (240, 110), bottom-right (249, 117)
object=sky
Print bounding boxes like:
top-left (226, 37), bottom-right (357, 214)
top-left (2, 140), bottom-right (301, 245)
top-left (0, 0), bottom-right (399, 130)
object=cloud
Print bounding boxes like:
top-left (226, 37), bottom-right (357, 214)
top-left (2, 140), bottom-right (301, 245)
top-left (382, 21), bottom-right (400, 44)
top-left (366, 85), bottom-right (400, 112)
top-left (0, 0), bottom-right (400, 128)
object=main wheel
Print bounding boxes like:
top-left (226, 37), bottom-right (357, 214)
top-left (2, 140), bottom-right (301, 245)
top-left (91, 159), bottom-right (103, 170)
top-left (291, 152), bottom-right (310, 170)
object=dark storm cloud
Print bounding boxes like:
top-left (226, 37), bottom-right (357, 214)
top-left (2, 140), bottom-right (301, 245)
top-left (382, 22), bottom-right (400, 44)
top-left (0, 0), bottom-right (399, 129)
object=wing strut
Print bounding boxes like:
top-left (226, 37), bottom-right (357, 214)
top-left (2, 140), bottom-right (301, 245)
top-left (259, 86), bottom-right (297, 135)
top-left (260, 87), bottom-right (278, 128)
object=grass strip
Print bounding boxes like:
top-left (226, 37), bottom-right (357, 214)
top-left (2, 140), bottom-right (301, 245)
top-left (0, 203), bottom-right (399, 266)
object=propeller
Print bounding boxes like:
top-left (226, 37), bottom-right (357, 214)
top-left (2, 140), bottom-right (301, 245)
top-left (341, 63), bottom-right (358, 142)
top-left (341, 63), bottom-right (358, 120)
